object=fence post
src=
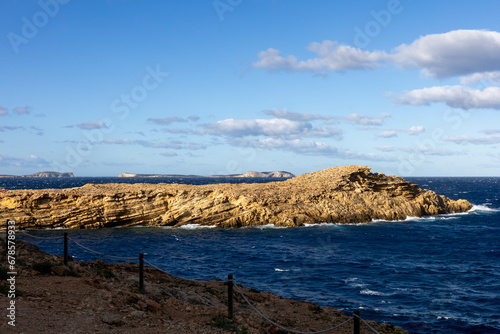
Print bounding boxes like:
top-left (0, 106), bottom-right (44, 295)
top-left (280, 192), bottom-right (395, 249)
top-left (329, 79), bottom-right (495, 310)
top-left (353, 309), bottom-right (360, 334)
top-left (228, 274), bottom-right (234, 319)
top-left (63, 232), bottom-right (68, 266)
top-left (139, 253), bottom-right (144, 292)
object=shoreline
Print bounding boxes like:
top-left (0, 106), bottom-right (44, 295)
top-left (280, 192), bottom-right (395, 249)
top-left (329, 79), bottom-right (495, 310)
top-left (0, 237), bottom-right (409, 333)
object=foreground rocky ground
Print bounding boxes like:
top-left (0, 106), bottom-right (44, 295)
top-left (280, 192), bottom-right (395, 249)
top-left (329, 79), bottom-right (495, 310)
top-left (0, 165), bottom-right (472, 229)
top-left (0, 239), bottom-right (409, 334)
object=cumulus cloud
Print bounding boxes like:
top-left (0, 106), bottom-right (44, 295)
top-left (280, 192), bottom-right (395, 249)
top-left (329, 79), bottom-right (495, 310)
top-left (188, 115), bottom-right (200, 122)
top-left (76, 120), bottom-right (109, 130)
top-left (201, 118), bottom-right (342, 140)
top-left (460, 71), bottom-right (500, 84)
top-left (252, 41), bottom-right (389, 74)
top-left (342, 113), bottom-right (390, 126)
top-left (0, 107), bottom-right (8, 116)
top-left (148, 116), bottom-right (187, 125)
top-left (253, 30), bottom-right (500, 79)
top-left (442, 134), bottom-right (500, 145)
top-left (378, 130), bottom-right (397, 138)
top-left (408, 126), bottom-right (425, 135)
top-left (395, 86), bottom-right (500, 110)
top-left (392, 30), bottom-right (500, 78)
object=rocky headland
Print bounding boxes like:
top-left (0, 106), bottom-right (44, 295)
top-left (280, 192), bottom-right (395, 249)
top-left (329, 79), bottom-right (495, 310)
top-left (0, 165), bottom-right (472, 230)
top-left (0, 171), bottom-right (74, 178)
top-left (118, 171), bottom-right (294, 178)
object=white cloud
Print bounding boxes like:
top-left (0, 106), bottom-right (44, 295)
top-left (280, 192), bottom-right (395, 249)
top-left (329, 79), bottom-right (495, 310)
top-left (103, 138), bottom-right (206, 150)
top-left (399, 146), bottom-right (466, 156)
top-left (378, 130), bottom-right (397, 138)
top-left (395, 86), bottom-right (500, 110)
top-left (263, 109), bottom-right (332, 121)
top-left (343, 113), bottom-right (390, 126)
top-left (0, 107), bottom-right (8, 116)
top-left (201, 118), bottom-right (342, 139)
top-left (252, 41), bottom-right (388, 74)
top-left (230, 137), bottom-right (389, 161)
top-left (252, 30), bottom-right (500, 79)
top-left (460, 71), bottom-right (500, 84)
top-left (76, 120), bottom-right (109, 130)
top-left (392, 30), bottom-right (500, 78)
top-left (442, 134), bottom-right (500, 145)
top-left (148, 117), bottom-right (187, 125)
top-left (376, 145), bottom-right (395, 152)
top-left (408, 126), bottom-right (425, 135)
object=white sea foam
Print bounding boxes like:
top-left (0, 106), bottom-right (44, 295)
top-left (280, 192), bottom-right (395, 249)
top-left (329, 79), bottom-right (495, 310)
top-left (470, 204), bottom-right (500, 213)
top-left (252, 224), bottom-right (288, 229)
top-left (177, 224), bottom-right (216, 230)
top-left (360, 289), bottom-right (384, 296)
top-left (275, 268), bottom-right (290, 272)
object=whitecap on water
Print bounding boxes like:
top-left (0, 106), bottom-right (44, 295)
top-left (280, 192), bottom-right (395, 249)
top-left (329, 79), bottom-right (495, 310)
top-left (470, 204), bottom-right (500, 213)
top-left (275, 268), bottom-right (290, 272)
top-left (360, 289), bottom-right (385, 296)
top-left (177, 224), bottom-right (216, 230)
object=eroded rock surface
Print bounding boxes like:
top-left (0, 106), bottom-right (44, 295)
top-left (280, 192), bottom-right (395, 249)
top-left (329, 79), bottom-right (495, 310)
top-left (0, 165), bottom-right (472, 229)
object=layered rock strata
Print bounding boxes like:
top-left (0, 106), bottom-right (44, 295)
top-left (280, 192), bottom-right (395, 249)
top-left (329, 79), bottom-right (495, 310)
top-left (0, 165), bottom-right (472, 229)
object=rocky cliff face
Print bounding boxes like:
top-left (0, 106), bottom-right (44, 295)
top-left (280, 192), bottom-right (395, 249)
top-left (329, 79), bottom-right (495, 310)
top-left (28, 172), bottom-right (74, 177)
top-left (0, 165), bottom-right (472, 229)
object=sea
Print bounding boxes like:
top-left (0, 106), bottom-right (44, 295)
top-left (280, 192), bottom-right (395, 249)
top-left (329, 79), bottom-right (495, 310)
top-left (2, 176), bottom-right (499, 334)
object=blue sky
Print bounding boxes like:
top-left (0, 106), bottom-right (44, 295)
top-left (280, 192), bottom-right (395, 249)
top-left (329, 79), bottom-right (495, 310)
top-left (1, 0), bottom-right (500, 176)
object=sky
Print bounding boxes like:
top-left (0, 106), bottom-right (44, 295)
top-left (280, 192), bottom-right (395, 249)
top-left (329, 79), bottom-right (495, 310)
top-left (1, 0), bottom-right (500, 177)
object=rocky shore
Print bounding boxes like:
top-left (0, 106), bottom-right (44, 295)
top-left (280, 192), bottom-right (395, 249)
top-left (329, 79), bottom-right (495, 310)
top-left (0, 238), bottom-right (408, 334)
top-left (0, 165), bottom-right (472, 229)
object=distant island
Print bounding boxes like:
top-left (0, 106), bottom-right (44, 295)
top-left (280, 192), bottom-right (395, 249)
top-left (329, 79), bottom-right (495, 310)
top-left (118, 171), bottom-right (295, 178)
top-left (0, 171), bottom-right (74, 178)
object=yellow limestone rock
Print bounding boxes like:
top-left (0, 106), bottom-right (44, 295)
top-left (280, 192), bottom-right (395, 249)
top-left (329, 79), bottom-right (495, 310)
top-left (0, 165), bottom-right (472, 229)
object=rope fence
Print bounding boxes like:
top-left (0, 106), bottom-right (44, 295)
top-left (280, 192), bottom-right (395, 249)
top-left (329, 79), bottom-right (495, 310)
top-left (10, 226), bottom-right (383, 334)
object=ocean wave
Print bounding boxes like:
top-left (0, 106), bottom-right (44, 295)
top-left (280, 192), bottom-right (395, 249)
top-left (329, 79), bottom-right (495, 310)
top-left (470, 204), bottom-right (500, 213)
top-left (176, 224), bottom-right (216, 230)
top-left (275, 268), bottom-right (290, 272)
top-left (251, 224), bottom-right (289, 229)
top-left (360, 289), bottom-right (385, 296)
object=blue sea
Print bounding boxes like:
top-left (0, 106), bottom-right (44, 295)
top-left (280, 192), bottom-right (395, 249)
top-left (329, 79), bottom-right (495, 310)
top-left (4, 176), bottom-right (499, 334)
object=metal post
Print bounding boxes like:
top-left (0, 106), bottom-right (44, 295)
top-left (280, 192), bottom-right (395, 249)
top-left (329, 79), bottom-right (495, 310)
top-left (139, 253), bottom-right (144, 292)
top-left (353, 309), bottom-right (360, 334)
top-left (228, 274), bottom-right (234, 319)
top-left (63, 233), bottom-right (68, 266)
